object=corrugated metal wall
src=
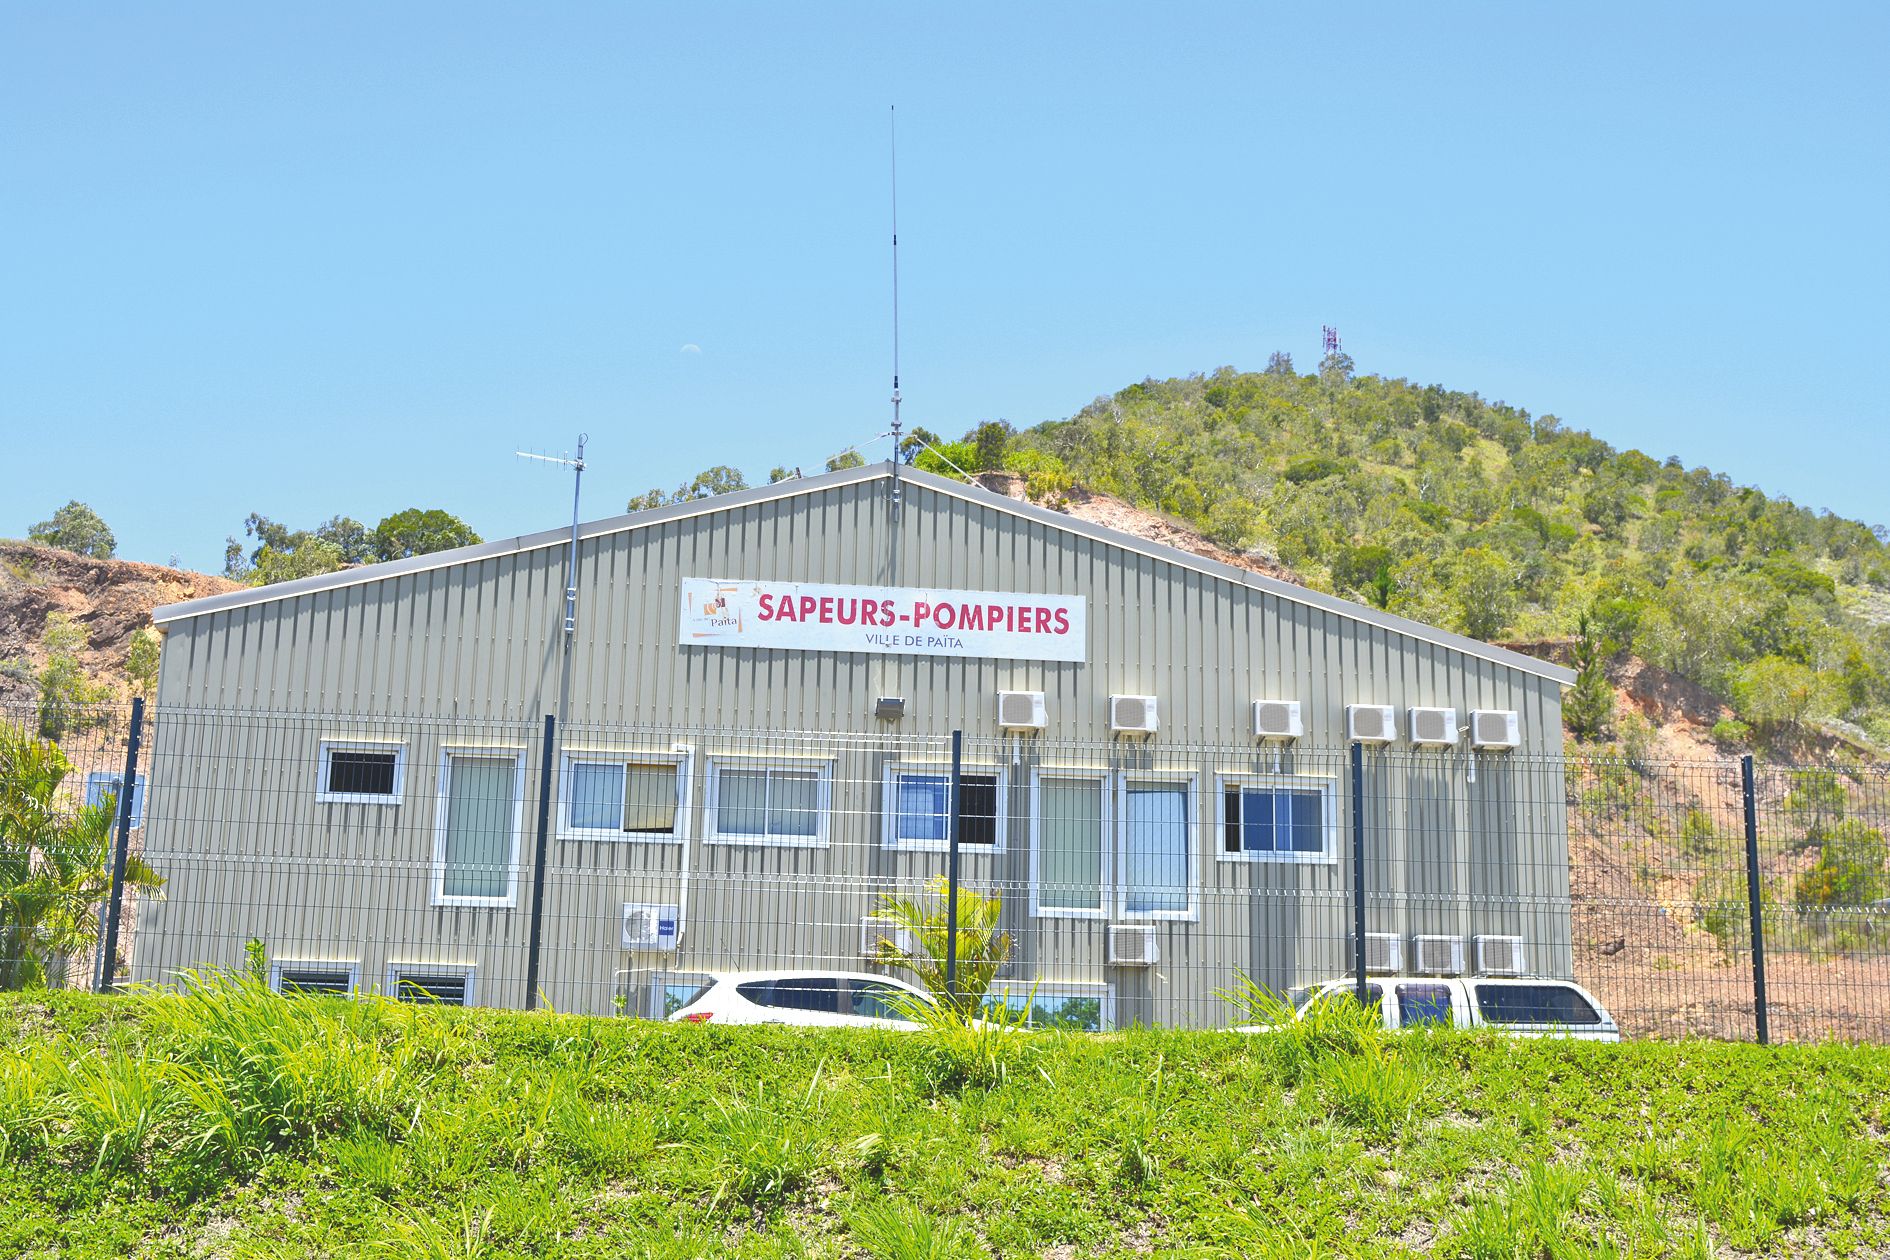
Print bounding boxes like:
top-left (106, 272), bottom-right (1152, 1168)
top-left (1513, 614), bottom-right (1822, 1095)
top-left (140, 471), bottom-right (1570, 1018)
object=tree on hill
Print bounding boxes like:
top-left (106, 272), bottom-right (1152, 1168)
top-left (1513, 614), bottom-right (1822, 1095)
top-left (627, 466), bottom-right (750, 513)
top-left (224, 509), bottom-right (479, 585)
top-left (372, 509), bottom-right (480, 561)
top-left (28, 502), bottom-right (115, 559)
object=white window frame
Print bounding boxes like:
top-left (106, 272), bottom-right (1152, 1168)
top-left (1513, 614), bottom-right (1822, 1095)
top-left (384, 963), bottom-right (479, 1006)
top-left (1116, 771), bottom-right (1201, 923)
top-left (1027, 768), bottom-right (1112, 920)
top-left (985, 980), bottom-right (1115, 1031)
top-left (880, 761), bottom-right (1009, 853)
top-left (704, 756), bottom-right (834, 849)
top-left (558, 748), bottom-right (693, 842)
top-left (268, 959), bottom-right (361, 997)
top-left (430, 746), bottom-right (527, 907)
top-left (1215, 773), bottom-right (1341, 866)
top-left (315, 739), bottom-right (408, 805)
top-left (84, 771), bottom-right (147, 827)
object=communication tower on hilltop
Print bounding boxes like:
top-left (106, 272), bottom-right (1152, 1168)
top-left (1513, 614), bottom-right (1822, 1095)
top-left (1322, 325), bottom-right (1341, 357)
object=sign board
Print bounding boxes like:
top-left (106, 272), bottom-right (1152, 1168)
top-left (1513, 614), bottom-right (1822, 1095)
top-left (679, 577), bottom-right (1086, 662)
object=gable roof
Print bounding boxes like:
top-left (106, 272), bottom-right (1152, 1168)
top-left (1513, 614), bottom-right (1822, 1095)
top-left (153, 463), bottom-right (1573, 685)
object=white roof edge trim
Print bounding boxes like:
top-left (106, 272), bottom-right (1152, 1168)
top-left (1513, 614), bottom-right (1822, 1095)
top-left (149, 462), bottom-right (1573, 686)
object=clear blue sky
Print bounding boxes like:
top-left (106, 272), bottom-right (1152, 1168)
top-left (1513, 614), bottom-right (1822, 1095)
top-left (4, 3), bottom-right (1885, 572)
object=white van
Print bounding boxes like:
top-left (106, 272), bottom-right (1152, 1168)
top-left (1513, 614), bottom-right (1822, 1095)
top-left (1285, 975), bottom-right (1621, 1042)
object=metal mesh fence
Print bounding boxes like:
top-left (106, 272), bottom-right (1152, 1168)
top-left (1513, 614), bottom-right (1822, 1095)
top-left (3, 700), bottom-right (1886, 1041)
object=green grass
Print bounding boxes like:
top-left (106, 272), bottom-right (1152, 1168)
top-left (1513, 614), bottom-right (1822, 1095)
top-left (1, 976), bottom-right (1886, 1258)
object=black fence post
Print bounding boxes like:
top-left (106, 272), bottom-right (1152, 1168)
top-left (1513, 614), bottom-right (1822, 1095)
top-left (1741, 754), bottom-right (1770, 1045)
top-left (98, 696), bottom-right (145, 994)
top-left (1350, 740), bottom-right (1367, 1006)
top-left (945, 729), bottom-right (963, 1008)
top-left (524, 713), bottom-right (557, 1012)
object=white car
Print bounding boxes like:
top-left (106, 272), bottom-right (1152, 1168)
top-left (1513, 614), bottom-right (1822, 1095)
top-left (1258, 975), bottom-right (1621, 1042)
top-left (667, 970), bottom-right (939, 1029)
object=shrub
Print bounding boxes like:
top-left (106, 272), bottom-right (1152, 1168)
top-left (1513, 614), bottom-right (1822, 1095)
top-left (1794, 820), bottom-right (1887, 909)
top-left (1711, 718), bottom-right (1752, 746)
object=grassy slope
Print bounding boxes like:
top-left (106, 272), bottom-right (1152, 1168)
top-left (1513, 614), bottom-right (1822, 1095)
top-left (3, 982), bottom-right (1887, 1259)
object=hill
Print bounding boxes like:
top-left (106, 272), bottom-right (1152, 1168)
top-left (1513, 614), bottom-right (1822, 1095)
top-left (2, 982), bottom-right (1885, 1257)
top-left (0, 541), bottom-right (238, 709)
top-left (911, 361), bottom-right (1890, 754)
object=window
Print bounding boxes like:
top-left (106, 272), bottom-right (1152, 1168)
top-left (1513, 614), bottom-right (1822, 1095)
top-left (737, 977), bottom-right (841, 1013)
top-left (433, 750), bottom-right (523, 905)
top-left (1474, 984), bottom-right (1602, 1026)
top-left (386, 966), bottom-right (476, 1006)
top-left (1396, 982), bottom-right (1455, 1028)
top-left (561, 753), bottom-right (689, 840)
top-left (316, 741), bottom-right (405, 804)
top-left (84, 772), bottom-right (147, 827)
top-left (1219, 777), bottom-right (1337, 862)
top-left (656, 975), bottom-right (715, 1019)
top-left (1031, 773), bottom-right (1108, 916)
top-left (983, 983), bottom-right (1112, 1031)
top-left (848, 980), bottom-right (920, 1022)
top-left (707, 760), bottom-right (831, 846)
top-left (269, 961), bottom-right (358, 997)
top-left (882, 764), bottom-right (1004, 851)
top-left (1121, 779), bottom-right (1195, 918)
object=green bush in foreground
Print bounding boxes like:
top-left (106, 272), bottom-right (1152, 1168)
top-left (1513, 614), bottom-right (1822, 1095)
top-left (0, 976), bottom-right (1885, 1259)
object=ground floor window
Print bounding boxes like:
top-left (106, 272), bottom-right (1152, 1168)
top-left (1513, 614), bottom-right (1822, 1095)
top-left (1032, 773), bottom-right (1108, 916)
top-left (1030, 772), bottom-right (1199, 920)
top-left (386, 965), bottom-right (477, 1006)
top-left (316, 740), bottom-right (405, 804)
top-left (707, 759), bottom-right (833, 847)
top-left (1121, 779), bottom-right (1195, 918)
top-left (883, 763), bottom-right (1005, 851)
top-left (1218, 775), bottom-right (1337, 863)
top-left (433, 750), bottom-right (523, 905)
top-left (561, 752), bottom-right (689, 840)
top-left (982, 981), bottom-right (1113, 1031)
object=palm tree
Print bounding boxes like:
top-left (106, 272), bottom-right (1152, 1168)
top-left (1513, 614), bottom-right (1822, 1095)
top-left (0, 722), bottom-right (163, 990)
top-left (868, 875), bottom-right (1012, 1014)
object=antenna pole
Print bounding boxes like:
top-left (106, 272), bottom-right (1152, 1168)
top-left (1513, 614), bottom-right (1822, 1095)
top-left (564, 434), bottom-right (587, 637)
top-left (889, 105), bottom-right (903, 481)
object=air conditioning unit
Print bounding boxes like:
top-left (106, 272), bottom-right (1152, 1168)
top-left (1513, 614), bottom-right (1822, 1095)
top-left (1470, 709), bottom-right (1522, 750)
top-left (1347, 704), bottom-right (1397, 745)
top-left (997, 690), bottom-right (1047, 731)
top-left (1409, 707), bottom-right (1459, 748)
top-left (1252, 700), bottom-right (1303, 741)
top-left (1356, 932), bottom-right (1403, 975)
top-left (621, 902), bottom-right (680, 952)
top-left (1411, 934), bottom-right (1466, 976)
top-left (860, 914), bottom-right (917, 960)
top-left (1107, 924), bottom-right (1159, 967)
top-left (1109, 694), bottom-right (1159, 735)
top-left (1475, 934), bottom-right (1527, 976)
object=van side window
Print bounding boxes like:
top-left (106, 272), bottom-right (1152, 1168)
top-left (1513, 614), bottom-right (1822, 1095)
top-left (1319, 983), bottom-right (1382, 1015)
top-left (737, 978), bottom-right (843, 1014)
top-left (1475, 984), bottom-right (1601, 1025)
top-left (1396, 982), bottom-right (1454, 1027)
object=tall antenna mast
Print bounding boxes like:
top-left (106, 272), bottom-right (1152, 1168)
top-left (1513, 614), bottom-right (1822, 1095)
top-left (515, 434), bottom-right (588, 637)
top-left (888, 105), bottom-right (903, 513)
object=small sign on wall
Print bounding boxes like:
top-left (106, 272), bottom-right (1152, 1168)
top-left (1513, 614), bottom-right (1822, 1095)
top-left (679, 577), bottom-right (1087, 662)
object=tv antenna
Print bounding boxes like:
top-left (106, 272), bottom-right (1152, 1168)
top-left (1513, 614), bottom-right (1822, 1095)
top-left (1322, 325), bottom-right (1341, 357)
top-left (515, 434), bottom-right (588, 636)
top-left (888, 105), bottom-right (904, 514)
